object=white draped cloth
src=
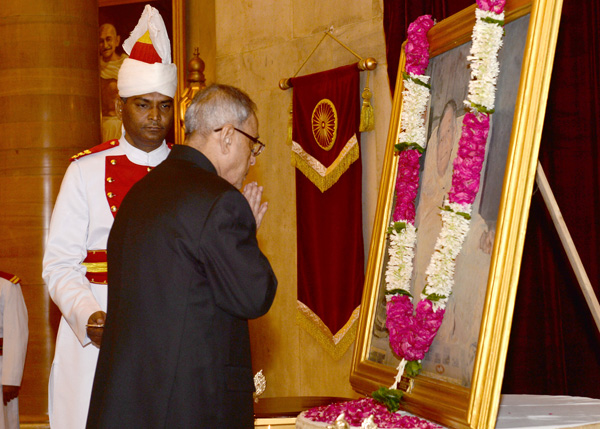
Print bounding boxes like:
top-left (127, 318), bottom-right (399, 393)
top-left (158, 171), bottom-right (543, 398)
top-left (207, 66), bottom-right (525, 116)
top-left (496, 395), bottom-right (600, 429)
top-left (0, 278), bottom-right (28, 429)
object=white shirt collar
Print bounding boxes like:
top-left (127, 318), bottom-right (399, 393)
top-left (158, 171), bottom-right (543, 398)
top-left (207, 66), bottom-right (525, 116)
top-left (119, 136), bottom-right (170, 167)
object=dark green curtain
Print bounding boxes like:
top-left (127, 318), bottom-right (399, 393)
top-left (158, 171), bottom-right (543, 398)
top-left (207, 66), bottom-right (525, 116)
top-left (383, 0), bottom-right (600, 397)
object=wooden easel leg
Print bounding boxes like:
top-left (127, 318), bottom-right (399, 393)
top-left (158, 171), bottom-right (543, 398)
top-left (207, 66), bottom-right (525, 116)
top-left (536, 161), bottom-right (600, 333)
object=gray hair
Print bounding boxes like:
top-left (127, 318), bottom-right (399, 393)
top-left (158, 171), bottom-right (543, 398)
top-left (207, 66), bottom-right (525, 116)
top-left (184, 84), bottom-right (257, 137)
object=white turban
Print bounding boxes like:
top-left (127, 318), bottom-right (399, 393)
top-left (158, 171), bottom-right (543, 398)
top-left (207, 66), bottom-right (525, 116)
top-left (117, 5), bottom-right (178, 98)
top-left (118, 59), bottom-right (177, 98)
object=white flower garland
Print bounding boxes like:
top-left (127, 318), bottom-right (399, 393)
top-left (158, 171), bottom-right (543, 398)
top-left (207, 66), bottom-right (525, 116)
top-left (466, 10), bottom-right (506, 111)
top-left (397, 74), bottom-right (431, 149)
top-left (422, 9), bottom-right (504, 312)
top-left (385, 72), bottom-right (431, 299)
top-left (422, 202), bottom-right (472, 311)
top-left (385, 223), bottom-right (417, 299)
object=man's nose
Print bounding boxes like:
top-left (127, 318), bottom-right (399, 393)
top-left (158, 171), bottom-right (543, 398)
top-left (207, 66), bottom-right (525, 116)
top-left (148, 105), bottom-right (161, 121)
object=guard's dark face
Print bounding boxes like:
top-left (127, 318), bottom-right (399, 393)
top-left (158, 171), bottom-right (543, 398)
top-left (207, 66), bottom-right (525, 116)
top-left (118, 92), bottom-right (174, 153)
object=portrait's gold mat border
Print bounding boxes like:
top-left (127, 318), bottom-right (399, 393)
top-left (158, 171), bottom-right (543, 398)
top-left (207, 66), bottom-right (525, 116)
top-left (99, 0), bottom-right (186, 144)
top-left (349, 0), bottom-right (564, 427)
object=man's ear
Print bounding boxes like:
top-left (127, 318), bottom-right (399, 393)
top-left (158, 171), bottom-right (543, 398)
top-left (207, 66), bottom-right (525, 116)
top-left (115, 98), bottom-right (124, 120)
top-left (218, 124), bottom-right (235, 155)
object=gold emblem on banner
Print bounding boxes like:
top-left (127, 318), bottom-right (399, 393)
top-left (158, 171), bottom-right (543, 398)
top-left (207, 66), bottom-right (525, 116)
top-left (312, 99), bottom-right (337, 151)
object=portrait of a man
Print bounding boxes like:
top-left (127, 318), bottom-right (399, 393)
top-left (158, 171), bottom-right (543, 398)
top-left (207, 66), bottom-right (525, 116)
top-left (99, 22), bottom-right (128, 142)
top-left (415, 95), bottom-right (492, 386)
top-left (367, 14), bottom-right (531, 388)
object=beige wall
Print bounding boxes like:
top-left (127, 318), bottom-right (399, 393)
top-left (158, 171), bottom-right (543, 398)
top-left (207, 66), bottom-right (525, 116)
top-left (187, 0), bottom-right (392, 398)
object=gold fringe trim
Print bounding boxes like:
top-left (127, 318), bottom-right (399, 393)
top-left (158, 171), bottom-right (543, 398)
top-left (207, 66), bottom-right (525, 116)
top-left (291, 134), bottom-right (359, 193)
top-left (296, 300), bottom-right (360, 361)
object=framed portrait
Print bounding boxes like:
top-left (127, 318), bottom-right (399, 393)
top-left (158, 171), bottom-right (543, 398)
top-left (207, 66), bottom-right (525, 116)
top-left (350, 0), bottom-right (563, 427)
top-left (98, 0), bottom-right (186, 145)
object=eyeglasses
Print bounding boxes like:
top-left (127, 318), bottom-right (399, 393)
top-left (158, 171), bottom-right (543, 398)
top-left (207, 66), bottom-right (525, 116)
top-left (214, 126), bottom-right (265, 157)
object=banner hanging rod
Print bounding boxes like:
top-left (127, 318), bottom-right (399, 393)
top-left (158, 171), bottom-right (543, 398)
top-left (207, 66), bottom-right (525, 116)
top-left (279, 31), bottom-right (377, 90)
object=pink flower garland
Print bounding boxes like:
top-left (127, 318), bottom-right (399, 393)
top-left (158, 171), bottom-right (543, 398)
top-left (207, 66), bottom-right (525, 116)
top-left (392, 150), bottom-right (422, 223)
top-left (477, 0), bottom-right (506, 13)
top-left (448, 112), bottom-right (490, 205)
top-left (387, 296), bottom-right (445, 361)
top-left (405, 15), bottom-right (435, 75)
top-left (392, 14), bottom-right (434, 224)
top-left (386, 14), bottom-right (443, 364)
top-left (303, 398), bottom-right (441, 429)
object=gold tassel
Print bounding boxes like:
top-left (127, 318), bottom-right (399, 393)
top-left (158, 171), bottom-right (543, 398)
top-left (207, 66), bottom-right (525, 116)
top-left (286, 99), bottom-right (293, 146)
top-left (359, 71), bottom-right (375, 132)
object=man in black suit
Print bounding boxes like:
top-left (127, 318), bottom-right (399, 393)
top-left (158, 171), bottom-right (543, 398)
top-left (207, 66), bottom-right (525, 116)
top-left (86, 84), bottom-right (277, 428)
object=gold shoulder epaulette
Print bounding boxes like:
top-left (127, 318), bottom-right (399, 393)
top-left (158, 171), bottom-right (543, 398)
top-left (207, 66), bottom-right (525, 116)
top-left (0, 271), bottom-right (20, 284)
top-left (71, 139), bottom-right (120, 161)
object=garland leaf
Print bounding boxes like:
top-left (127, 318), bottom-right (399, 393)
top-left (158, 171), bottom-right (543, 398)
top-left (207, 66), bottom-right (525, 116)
top-left (481, 16), bottom-right (504, 26)
top-left (425, 292), bottom-right (447, 302)
top-left (388, 221), bottom-right (407, 234)
top-left (402, 71), bottom-right (432, 89)
top-left (469, 101), bottom-right (496, 114)
top-left (395, 142), bottom-right (425, 153)
top-left (372, 387), bottom-right (403, 413)
top-left (441, 205), bottom-right (472, 220)
top-left (386, 288), bottom-right (414, 298)
top-left (405, 360), bottom-right (422, 377)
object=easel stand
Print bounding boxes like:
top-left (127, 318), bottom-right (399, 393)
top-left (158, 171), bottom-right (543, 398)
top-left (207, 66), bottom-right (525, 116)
top-left (536, 161), bottom-right (600, 333)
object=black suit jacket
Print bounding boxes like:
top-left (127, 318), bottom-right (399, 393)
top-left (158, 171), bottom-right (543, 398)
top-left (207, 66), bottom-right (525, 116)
top-left (87, 144), bottom-right (277, 428)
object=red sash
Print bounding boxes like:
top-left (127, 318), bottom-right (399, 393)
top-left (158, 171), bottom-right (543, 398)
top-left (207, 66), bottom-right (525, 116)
top-left (83, 250), bottom-right (108, 285)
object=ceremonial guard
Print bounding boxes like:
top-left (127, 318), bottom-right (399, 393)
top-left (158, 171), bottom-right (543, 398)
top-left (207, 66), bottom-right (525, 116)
top-left (42, 5), bottom-right (177, 428)
top-left (0, 271), bottom-right (28, 429)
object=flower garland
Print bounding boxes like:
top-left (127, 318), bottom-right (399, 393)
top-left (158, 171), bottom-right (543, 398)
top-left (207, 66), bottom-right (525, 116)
top-left (384, 15), bottom-right (436, 383)
top-left (385, 0), bottom-right (506, 389)
top-left (301, 2), bottom-right (507, 427)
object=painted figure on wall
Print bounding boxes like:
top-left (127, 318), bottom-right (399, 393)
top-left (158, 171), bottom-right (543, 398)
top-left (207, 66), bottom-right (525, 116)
top-left (99, 23), bottom-right (128, 142)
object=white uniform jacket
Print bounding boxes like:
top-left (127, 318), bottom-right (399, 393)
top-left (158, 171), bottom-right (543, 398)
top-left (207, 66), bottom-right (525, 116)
top-left (42, 137), bottom-right (170, 429)
top-left (0, 274), bottom-right (28, 429)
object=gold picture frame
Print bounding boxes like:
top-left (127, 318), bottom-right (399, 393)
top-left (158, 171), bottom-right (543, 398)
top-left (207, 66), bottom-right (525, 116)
top-left (349, 0), bottom-right (563, 427)
top-left (98, 0), bottom-right (186, 145)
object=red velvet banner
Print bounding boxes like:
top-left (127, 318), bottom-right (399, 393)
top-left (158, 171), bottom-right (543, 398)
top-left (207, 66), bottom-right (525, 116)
top-left (291, 64), bottom-right (364, 342)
